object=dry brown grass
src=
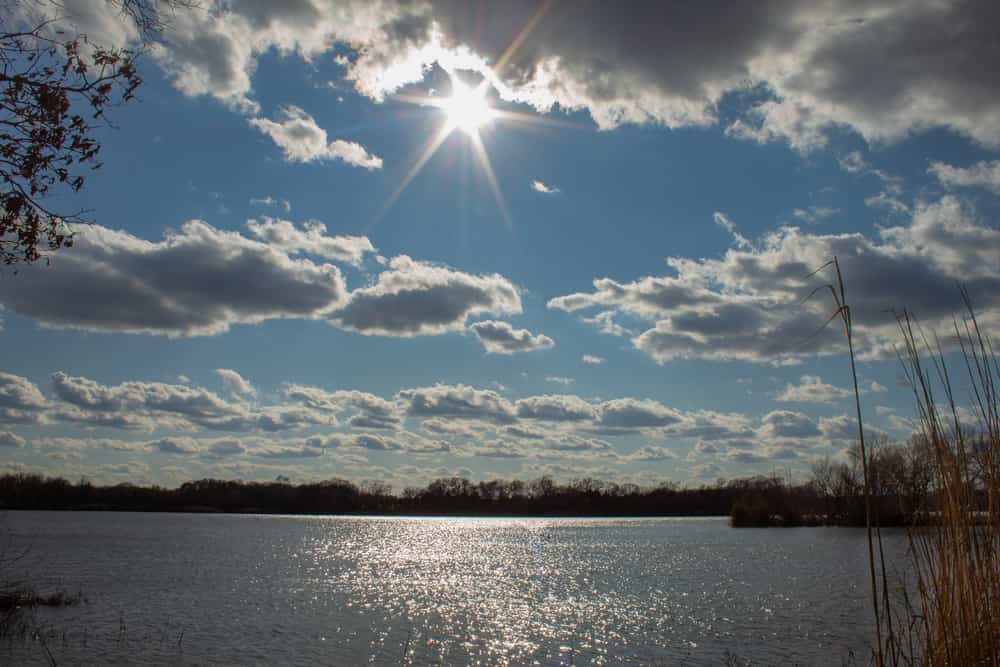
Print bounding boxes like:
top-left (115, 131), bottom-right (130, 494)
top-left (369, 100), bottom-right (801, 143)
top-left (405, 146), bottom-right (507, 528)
top-left (820, 256), bottom-right (1000, 665)
top-left (888, 297), bottom-right (1000, 666)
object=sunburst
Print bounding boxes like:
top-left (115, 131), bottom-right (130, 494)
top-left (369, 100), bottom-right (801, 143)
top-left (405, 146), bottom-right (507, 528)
top-left (376, 0), bottom-right (569, 226)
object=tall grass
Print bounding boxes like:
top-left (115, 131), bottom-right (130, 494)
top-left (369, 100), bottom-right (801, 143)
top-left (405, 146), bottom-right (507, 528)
top-left (889, 295), bottom-right (1000, 665)
top-left (821, 257), bottom-right (1000, 665)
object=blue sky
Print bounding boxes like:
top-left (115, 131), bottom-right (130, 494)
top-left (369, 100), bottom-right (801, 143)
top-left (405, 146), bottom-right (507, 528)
top-left (2, 0), bottom-right (1000, 488)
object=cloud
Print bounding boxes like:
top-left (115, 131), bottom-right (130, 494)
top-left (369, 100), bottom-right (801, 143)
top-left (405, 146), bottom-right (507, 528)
top-left (119, 0), bottom-right (1000, 153)
top-left (398, 384), bottom-right (516, 424)
top-left (421, 419), bottom-right (485, 437)
top-left (255, 444), bottom-right (326, 459)
top-left (551, 196), bottom-right (1000, 364)
top-left (929, 160), bottom-right (1000, 194)
top-left (838, 151), bottom-right (869, 174)
top-left (545, 376), bottom-right (574, 386)
top-left (515, 395), bottom-right (596, 422)
top-left (759, 410), bottom-right (821, 440)
top-left (530, 180), bottom-right (560, 194)
top-left (215, 369), bottom-right (256, 397)
top-left (0, 431), bottom-right (26, 448)
top-left (500, 424), bottom-right (548, 440)
top-left (597, 398), bottom-right (683, 430)
top-left (713, 212), bottom-right (752, 249)
top-left (776, 375), bottom-right (852, 403)
top-left (249, 106), bottom-right (382, 168)
top-left (865, 192), bottom-right (910, 214)
top-left (46, 372), bottom-right (336, 433)
top-left (51, 372), bottom-right (253, 430)
top-left (246, 219), bottom-right (375, 265)
top-left (0, 372), bottom-right (49, 424)
top-left (285, 385), bottom-right (403, 430)
top-left (207, 440), bottom-right (246, 457)
top-left (792, 207), bottom-right (839, 224)
top-left (626, 445), bottom-right (677, 462)
top-left (151, 437), bottom-right (201, 455)
top-left (581, 354), bottom-right (605, 365)
top-left (331, 256), bottom-right (521, 337)
top-left (249, 196), bottom-right (291, 212)
top-left (470, 320), bottom-right (554, 354)
top-left (0, 221), bottom-right (348, 336)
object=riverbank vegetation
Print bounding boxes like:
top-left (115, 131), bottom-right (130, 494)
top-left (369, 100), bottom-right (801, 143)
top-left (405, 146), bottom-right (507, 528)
top-left (804, 262), bottom-right (1000, 666)
top-left (870, 305), bottom-right (1000, 665)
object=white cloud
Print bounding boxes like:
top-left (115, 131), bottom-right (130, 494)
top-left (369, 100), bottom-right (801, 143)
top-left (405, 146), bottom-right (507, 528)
top-left (776, 375), bottom-right (852, 403)
top-left (215, 369), bottom-right (256, 397)
top-left (0, 372), bottom-right (49, 424)
top-left (249, 106), bottom-right (382, 168)
top-left (713, 212), bottom-right (752, 249)
top-left (530, 180), bottom-right (560, 194)
top-left (581, 354), bottom-right (605, 365)
top-left (284, 386), bottom-right (403, 430)
top-left (838, 151), bottom-right (869, 174)
top-left (249, 196), bottom-right (292, 213)
top-left (470, 320), bottom-right (554, 354)
top-left (545, 376), bottom-right (575, 386)
top-left (792, 207), bottom-right (839, 224)
top-left (626, 445), bottom-right (677, 462)
top-left (865, 192), bottom-right (910, 214)
top-left (929, 160), bottom-right (1000, 194)
top-left (245, 218), bottom-right (375, 266)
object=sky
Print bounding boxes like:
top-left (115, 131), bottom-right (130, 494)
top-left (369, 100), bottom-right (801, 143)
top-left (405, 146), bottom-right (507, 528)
top-left (2, 0), bottom-right (1000, 489)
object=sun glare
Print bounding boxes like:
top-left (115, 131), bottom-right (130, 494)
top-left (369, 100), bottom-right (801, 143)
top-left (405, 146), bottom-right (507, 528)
top-left (441, 79), bottom-right (495, 135)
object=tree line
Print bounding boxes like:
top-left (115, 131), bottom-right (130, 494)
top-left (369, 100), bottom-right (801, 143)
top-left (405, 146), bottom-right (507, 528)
top-left (0, 433), bottom-right (977, 524)
top-left (0, 473), bottom-right (738, 516)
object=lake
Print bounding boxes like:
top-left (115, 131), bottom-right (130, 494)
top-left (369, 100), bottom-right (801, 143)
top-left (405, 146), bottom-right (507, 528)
top-left (1, 512), bottom-right (909, 665)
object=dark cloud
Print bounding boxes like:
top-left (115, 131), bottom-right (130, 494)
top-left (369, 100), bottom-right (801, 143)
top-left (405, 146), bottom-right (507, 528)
top-left (552, 197), bottom-right (1000, 364)
top-left (150, 437), bottom-right (201, 455)
top-left (0, 222), bottom-right (348, 336)
top-left (758, 410), bottom-right (822, 440)
top-left (138, 1), bottom-right (1000, 148)
top-left (515, 395), bottom-right (595, 422)
top-left (398, 384), bottom-right (517, 424)
top-left (331, 256), bottom-right (521, 337)
top-left (596, 398), bottom-right (683, 429)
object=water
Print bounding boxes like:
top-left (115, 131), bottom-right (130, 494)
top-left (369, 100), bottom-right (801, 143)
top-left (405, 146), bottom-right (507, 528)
top-left (1, 511), bottom-right (909, 665)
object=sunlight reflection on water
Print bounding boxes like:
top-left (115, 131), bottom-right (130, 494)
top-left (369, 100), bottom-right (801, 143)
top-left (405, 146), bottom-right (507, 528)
top-left (4, 513), bottom-right (905, 665)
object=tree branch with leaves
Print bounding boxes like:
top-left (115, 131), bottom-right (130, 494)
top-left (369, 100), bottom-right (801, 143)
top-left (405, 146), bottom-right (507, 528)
top-left (0, 0), bottom-right (194, 266)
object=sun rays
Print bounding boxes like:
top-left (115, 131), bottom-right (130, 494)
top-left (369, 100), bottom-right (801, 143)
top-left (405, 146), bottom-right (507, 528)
top-left (374, 1), bottom-right (561, 228)
top-left (378, 72), bottom-right (510, 227)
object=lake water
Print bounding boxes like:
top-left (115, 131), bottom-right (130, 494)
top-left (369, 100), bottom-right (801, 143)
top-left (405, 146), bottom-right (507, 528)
top-left (1, 511), bottom-right (910, 665)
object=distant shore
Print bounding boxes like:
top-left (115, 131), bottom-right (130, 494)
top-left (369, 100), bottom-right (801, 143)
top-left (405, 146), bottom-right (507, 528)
top-left (0, 472), bottom-right (927, 526)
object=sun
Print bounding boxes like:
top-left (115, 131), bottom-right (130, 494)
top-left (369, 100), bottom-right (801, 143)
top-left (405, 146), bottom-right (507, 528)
top-left (440, 78), bottom-right (495, 135)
